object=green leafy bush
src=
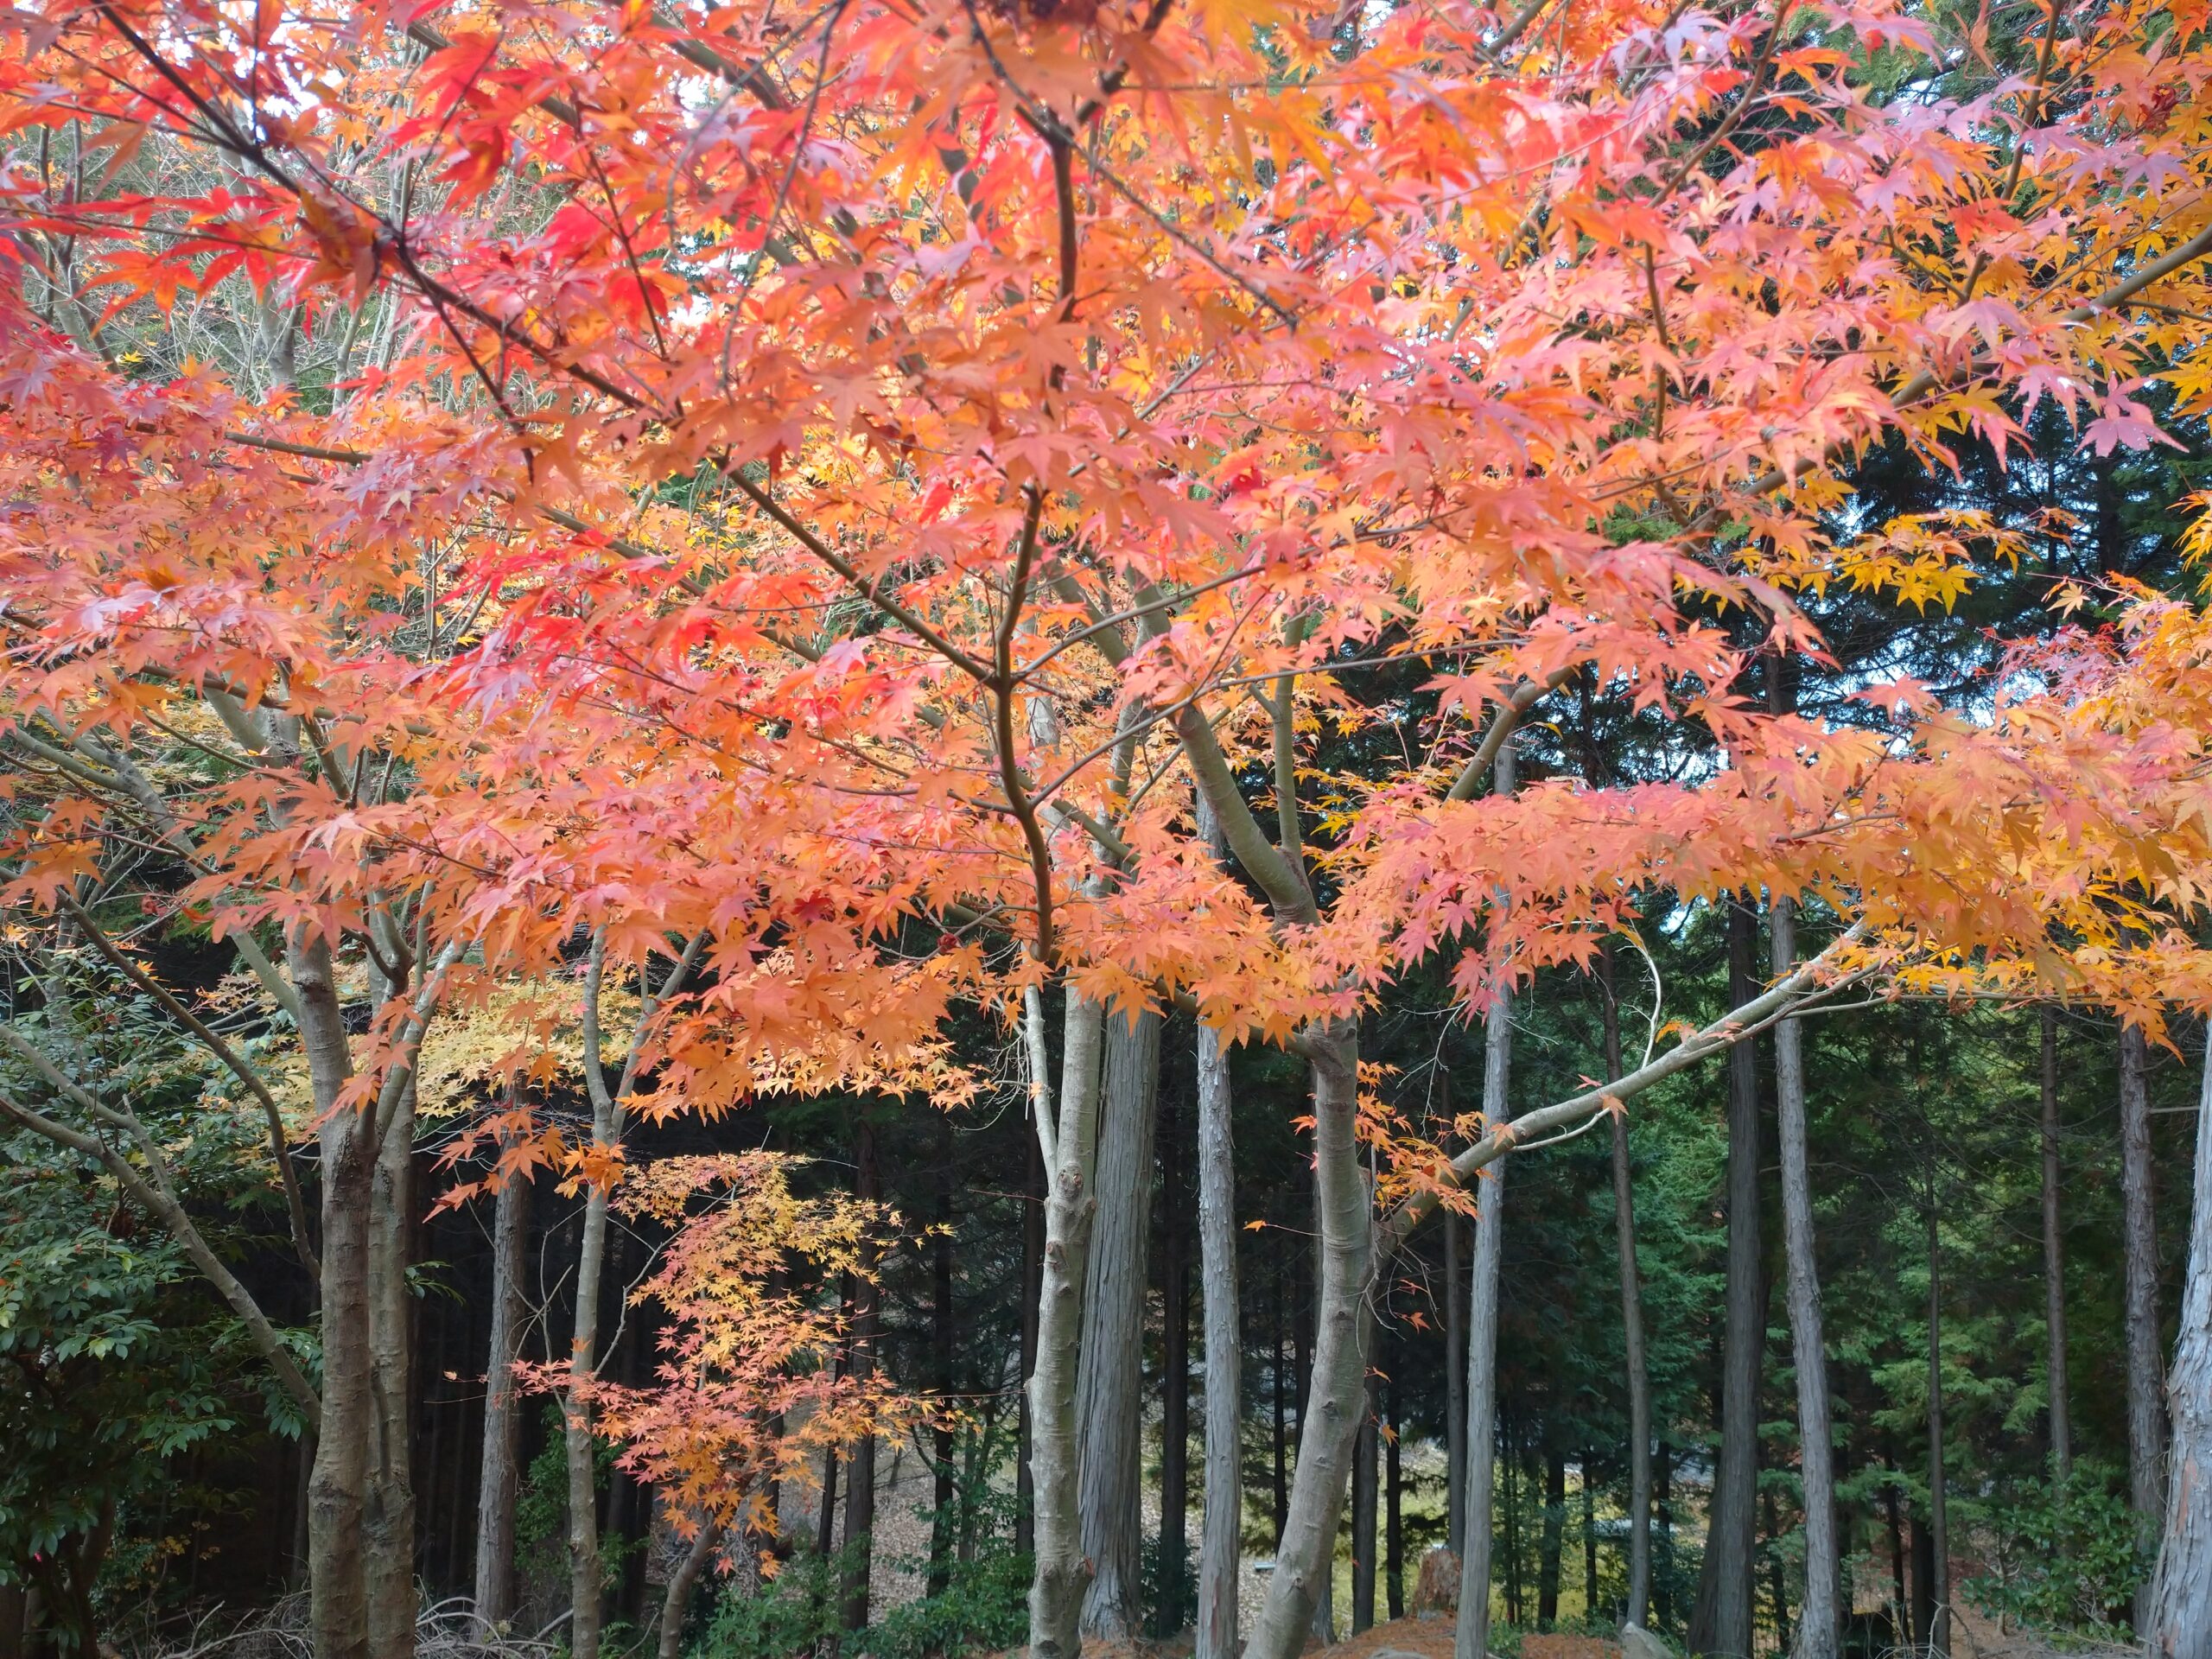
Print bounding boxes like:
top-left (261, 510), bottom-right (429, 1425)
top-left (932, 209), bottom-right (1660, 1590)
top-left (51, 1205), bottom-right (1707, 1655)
top-left (1962, 1465), bottom-right (2145, 1636)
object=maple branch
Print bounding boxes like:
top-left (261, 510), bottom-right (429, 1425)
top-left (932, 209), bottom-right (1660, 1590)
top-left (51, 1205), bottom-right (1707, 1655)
top-left (1444, 667), bottom-right (1578, 803)
top-left (994, 487), bottom-right (1061, 963)
top-left (721, 469), bottom-right (994, 681)
top-left (1380, 923), bottom-right (1868, 1249)
top-left (0, 1033), bottom-right (321, 1426)
top-left (56, 890), bottom-right (319, 1281)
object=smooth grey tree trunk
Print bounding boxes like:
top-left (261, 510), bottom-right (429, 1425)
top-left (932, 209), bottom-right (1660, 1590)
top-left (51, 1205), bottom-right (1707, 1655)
top-left (1689, 899), bottom-right (1763, 1659)
top-left (1195, 1014), bottom-right (1242, 1659)
top-left (2040, 1007), bottom-right (2072, 1483)
top-left (1454, 812), bottom-right (1516, 1659)
top-left (2145, 1032), bottom-right (2212, 1658)
top-left (1307, 1215), bottom-right (1335, 1649)
top-left (1243, 1023), bottom-right (1369, 1659)
top-left (474, 1158), bottom-right (531, 1629)
top-left (294, 934), bottom-right (373, 1659)
top-left (657, 1521), bottom-right (722, 1659)
top-left (1027, 988), bottom-right (1108, 1659)
top-left (1601, 945), bottom-right (1652, 1630)
top-left (1770, 899), bottom-right (1838, 1659)
top-left (365, 1065), bottom-right (417, 1659)
top-left (1077, 1008), bottom-right (1161, 1640)
top-left (2120, 1020), bottom-right (2167, 1634)
top-left (566, 1122), bottom-right (616, 1659)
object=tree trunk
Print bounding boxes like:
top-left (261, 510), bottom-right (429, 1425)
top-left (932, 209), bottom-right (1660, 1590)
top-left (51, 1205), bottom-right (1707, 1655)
top-left (1352, 1372), bottom-right (1378, 1633)
top-left (1446, 1203), bottom-right (1467, 1560)
top-left (1161, 1071), bottom-right (1192, 1636)
top-left (1654, 1441), bottom-right (1674, 1632)
top-left (1019, 1081), bottom-right (1044, 1563)
top-left (1689, 898), bottom-right (1763, 1659)
top-left (567, 1148), bottom-right (616, 1659)
top-left (1454, 981), bottom-right (1514, 1659)
top-left (295, 934), bottom-right (373, 1659)
top-left (366, 1064), bottom-right (417, 1659)
top-left (1583, 1459), bottom-right (1598, 1625)
top-left (1925, 1200), bottom-right (1949, 1659)
top-left (1909, 1513), bottom-right (1934, 1652)
top-left (818, 1449), bottom-right (840, 1558)
top-left (657, 1521), bottom-right (722, 1659)
top-left (842, 1117), bottom-right (880, 1632)
top-left (1245, 1024), bottom-right (1370, 1659)
top-left (1273, 1254), bottom-right (1289, 1545)
top-left (1078, 1007), bottom-right (1160, 1641)
top-left (1027, 988), bottom-right (1108, 1659)
top-left (931, 1127), bottom-right (957, 1599)
top-left (1196, 1015), bottom-right (1243, 1659)
top-left (1601, 943), bottom-right (1653, 1631)
top-left (1307, 1204), bottom-right (1336, 1649)
top-left (475, 1160), bottom-right (531, 1629)
top-left (1762, 1490), bottom-right (1789, 1654)
top-left (2146, 1029), bottom-right (2212, 1657)
top-left (1538, 1452), bottom-right (1565, 1629)
top-left (1386, 1378), bottom-right (1405, 1622)
top-left (2040, 1006), bottom-right (2072, 1484)
top-left (1770, 898), bottom-right (1838, 1659)
top-left (2121, 1020), bottom-right (2167, 1634)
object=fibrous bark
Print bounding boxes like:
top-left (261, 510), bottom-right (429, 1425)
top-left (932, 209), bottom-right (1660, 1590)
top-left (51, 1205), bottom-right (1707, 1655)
top-left (841, 1118), bottom-right (880, 1632)
top-left (1077, 1007), bottom-right (1160, 1641)
top-left (1351, 1372), bottom-right (1378, 1633)
top-left (2120, 1020), bottom-right (2167, 1634)
top-left (1194, 1013), bottom-right (1242, 1659)
top-left (2146, 1033), bottom-right (2212, 1657)
top-left (474, 1151), bottom-right (531, 1630)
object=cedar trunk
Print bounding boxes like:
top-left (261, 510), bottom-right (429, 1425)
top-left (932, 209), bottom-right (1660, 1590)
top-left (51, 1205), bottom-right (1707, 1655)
top-left (2120, 1020), bottom-right (2167, 1635)
top-left (1194, 1017), bottom-right (1243, 1659)
top-left (1351, 1374), bottom-right (1378, 1633)
top-left (474, 1160), bottom-right (531, 1628)
top-left (1077, 1008), bottom-right (1160, 1640)
top-left (1160, 1073), bottom-right (1192, 1635)
top-left (2146, 1033), bottom-right (2212, 1656)
top-left (841, 1118), bottom-right (880, 1632)
top-left (1925, 1200), bottom-right (1949, 1659)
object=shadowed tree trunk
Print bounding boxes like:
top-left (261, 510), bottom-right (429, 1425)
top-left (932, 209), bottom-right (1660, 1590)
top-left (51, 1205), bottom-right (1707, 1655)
top-left (1601, 944), bottom-right (1652, 1631)
top-left (841, 1117), bottom-right (880, 1632)
top-left (1583, 1460), bottom-right (1598, 1626)
top-left (1538, 1452), bottom-right (1565, 1629)
top-left (1195, 977), bottom-right (1243, 1659)
top-left (1770, 897), bottom-right (1838, 1659)
top-left (1386, 1377), bottom-right (1405, 1621)
top-left (1926, 1194), bottom-right (1949, 1659)
top-left (1077, 1007), bottom-right (1160, 1641)
top-left (2120, 1020), bottom-right (2167, 1634)
top-left (1446, 1199), bottom-right (1467, 1560)
top-left (2041, 1007), bottom-right (2072, 1483)
top-left (2147, 1032), bottom-right (2212, 1657)
top-left (1273, 1255), bottom-right (1289, 1543)
top-left (1689, 899), bottom-right (1764, 1659)
top-left (930, 1123), bottom-right (956, 1598)
top-left (1352, 1370), bottom-right (1378, 1633)
top-left (474, 1149), bottom-right (531, 1629)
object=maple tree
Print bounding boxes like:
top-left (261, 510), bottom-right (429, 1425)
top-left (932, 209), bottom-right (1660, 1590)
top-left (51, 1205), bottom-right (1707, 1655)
top-left (1, 0), bottom-right (2211, 1655)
